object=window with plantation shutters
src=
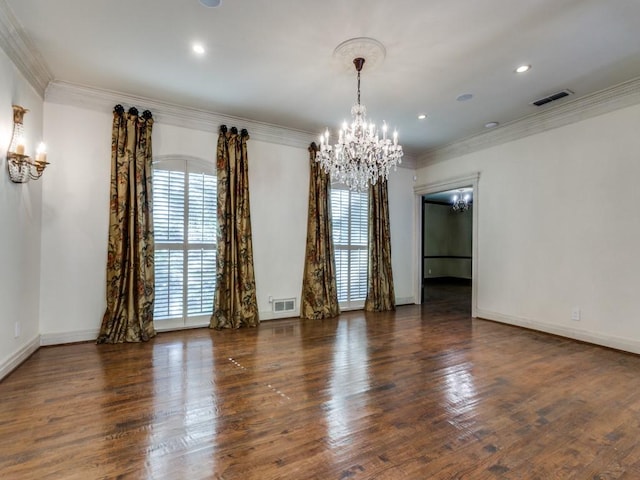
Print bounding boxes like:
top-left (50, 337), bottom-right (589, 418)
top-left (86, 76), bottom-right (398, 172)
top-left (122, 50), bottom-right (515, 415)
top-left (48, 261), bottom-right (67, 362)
top-left (153, 157), bottom-right (217, 329)
top-left (330, 184), bottom-right (368, 309)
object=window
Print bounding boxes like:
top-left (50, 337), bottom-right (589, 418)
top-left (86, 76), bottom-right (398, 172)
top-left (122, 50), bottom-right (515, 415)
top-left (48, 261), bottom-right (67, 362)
top-left (153, 157), bottom-right (217, 329)
top-left (330, 185), bottom-right (368, 308)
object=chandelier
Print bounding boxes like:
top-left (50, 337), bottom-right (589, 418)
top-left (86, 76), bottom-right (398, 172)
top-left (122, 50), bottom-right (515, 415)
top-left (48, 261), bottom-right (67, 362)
top-left (452, 190), bottom-right (471, 212)
top-left (317, 56), bottom-right (403, 191)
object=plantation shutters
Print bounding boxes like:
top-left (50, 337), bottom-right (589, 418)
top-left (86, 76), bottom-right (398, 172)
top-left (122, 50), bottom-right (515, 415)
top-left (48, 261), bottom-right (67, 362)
top-left (153, 157), bottom-right (216, 328)
top-left (330, 185), bottom-right (368, 309)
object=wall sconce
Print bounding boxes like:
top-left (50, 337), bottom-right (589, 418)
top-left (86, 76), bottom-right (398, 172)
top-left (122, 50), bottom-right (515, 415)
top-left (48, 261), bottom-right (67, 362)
top-left (6, 105), bottom-right (48, 183)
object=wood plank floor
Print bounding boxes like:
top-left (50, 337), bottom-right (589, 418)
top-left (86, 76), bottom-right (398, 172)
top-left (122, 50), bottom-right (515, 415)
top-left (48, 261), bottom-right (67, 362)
top-left (2, 285), bottom-right (640, 479)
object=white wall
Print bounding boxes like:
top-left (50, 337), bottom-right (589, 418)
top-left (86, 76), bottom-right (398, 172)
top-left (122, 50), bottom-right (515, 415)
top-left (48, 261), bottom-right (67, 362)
top-left (387, 166), bottom-right (416, 304)
top-left (416, 103), bottom-right (640, 353)
top-left (424, 203), bottom-right (472, 279)
top-left (250, 139), bottom-right (309, 318)
top-left (40, 104), bottom-right (112, 342)
top-left (0, 47), bottom-right (43, 378)
top-left (40, 101), bottom-right (416, 342)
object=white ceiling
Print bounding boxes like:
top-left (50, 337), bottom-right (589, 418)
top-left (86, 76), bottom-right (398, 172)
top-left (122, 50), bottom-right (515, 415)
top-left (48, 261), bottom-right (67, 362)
top-left (5, 0), bottom-right (640, 157)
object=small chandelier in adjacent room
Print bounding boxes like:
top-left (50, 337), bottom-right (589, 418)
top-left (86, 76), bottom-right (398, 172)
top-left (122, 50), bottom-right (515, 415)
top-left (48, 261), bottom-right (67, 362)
top-left (452, 190), bottom-right (471, 212)
top-left (317, 39), bottom-right (403, 191)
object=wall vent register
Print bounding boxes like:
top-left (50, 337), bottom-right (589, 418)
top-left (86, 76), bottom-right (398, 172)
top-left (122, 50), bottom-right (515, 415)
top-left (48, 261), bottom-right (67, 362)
top-left (273, 298), bottom-right (296, 313)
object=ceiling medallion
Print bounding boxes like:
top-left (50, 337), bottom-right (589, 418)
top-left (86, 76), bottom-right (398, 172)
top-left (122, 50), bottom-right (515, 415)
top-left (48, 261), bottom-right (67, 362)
top-left (332, 37), bottom-right (386, 72)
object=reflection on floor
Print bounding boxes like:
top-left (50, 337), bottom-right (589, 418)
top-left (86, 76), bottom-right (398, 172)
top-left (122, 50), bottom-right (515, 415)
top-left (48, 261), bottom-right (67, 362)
top-left (422, 276), bottom-right (471, 314)
top-left (2, 282), bottom-right (640, 478)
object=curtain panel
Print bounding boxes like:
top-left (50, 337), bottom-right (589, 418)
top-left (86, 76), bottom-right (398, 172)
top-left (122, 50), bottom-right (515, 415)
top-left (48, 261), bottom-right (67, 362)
top-left (98, 105), bottom-right (156, 344)
top-left (364, 179), bottom-right (396, 312)
top-left (300, 143), bottom-right (340, 319)
top-left (210, 125), bottom-right (259, 329)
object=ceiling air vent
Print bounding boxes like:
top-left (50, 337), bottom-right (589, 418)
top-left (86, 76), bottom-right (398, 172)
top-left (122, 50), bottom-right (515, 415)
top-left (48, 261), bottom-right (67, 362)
top-left (531, 89), bottom-right (574, 107)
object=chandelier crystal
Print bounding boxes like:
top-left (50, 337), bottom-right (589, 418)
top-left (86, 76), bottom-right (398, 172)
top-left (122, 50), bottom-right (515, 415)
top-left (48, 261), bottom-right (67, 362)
top-left (318, 57), bottom-right (403, 191)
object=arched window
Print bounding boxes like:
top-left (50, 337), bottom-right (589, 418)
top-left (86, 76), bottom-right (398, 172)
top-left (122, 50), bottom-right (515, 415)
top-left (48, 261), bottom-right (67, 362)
top-left (330, 184), bottom-right (368, 309)
top-left (152, 156), bottom-right (217, 329)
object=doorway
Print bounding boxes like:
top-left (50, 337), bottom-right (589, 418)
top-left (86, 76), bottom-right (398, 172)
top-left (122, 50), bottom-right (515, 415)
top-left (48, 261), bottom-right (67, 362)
top-left (421, 188), bottom-right (473, 307)
top-left (414, 173), bottom-right (479, 317)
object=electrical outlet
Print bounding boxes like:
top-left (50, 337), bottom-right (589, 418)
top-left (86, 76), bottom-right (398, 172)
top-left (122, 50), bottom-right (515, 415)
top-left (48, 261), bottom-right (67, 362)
top-left (428, 269), bottom-right (432, 274)
top-left (14, 321), bottom-right (21, 338)
top-left (571, 307), bottom-right (581, 321)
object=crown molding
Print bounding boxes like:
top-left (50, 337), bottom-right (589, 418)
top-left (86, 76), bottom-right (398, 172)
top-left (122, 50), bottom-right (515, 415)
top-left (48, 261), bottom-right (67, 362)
top-left (403, 158), bottom-right (416, 169)
top-left (0, 0), bottom-right (53, 97)
top-left (46, 80), bottom-right (418, 170)
top-left (399, 152), bottom-right (416, 169)
top-left (46, 80), bottom-right (320, 150)
top-left (418, 76), bottom-right (640, 167)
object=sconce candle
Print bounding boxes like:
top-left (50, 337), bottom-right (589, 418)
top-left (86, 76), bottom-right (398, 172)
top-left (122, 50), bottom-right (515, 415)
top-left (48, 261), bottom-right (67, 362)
top-left (36, 142), bottom-right (47, 163)
top-left (6, 105), bottom-right (49, 183)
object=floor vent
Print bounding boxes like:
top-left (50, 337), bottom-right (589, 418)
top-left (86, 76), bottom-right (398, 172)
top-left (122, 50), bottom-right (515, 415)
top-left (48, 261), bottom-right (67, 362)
top-left (532, 89), bottom-right (573, 106)
top-left (273, 298), bottom-right (296, 313)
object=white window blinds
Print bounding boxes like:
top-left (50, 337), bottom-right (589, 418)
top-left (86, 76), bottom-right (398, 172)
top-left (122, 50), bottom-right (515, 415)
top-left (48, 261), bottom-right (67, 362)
top-left (331, 185), bottom-right (368, 307)
top-left (153, 158), bottom-right (217, 326)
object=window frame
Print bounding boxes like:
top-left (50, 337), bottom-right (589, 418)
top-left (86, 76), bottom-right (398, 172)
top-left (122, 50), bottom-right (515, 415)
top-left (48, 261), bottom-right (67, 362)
top-left (152, 155), bottom-right (217, 330)
top-left (330, 182), bottom-right (369, 310)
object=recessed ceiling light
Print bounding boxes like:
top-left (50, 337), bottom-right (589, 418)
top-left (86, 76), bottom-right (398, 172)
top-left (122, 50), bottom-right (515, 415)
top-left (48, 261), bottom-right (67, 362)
top-left (200, 0), bottom-right (221, 7)
top-left (192, 43), bottom-right (205, 55)
top-left (418, 114), bottom-right (427, 120)
top-left (515, 64), bottom-right (531, 74)
top-left (484, 121), bottom-right (499, 128)
top-left (456, 93), bottom-right (473, 102)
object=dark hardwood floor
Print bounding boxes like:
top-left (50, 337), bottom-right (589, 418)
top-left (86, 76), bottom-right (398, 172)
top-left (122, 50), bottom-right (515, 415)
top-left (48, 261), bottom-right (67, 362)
top-left (2, 286), bottom-right (640, 479)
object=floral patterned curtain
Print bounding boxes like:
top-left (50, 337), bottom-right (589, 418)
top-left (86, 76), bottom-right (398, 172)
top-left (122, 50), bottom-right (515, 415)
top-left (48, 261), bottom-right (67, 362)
top-left (300, 144), bottom-right (340, 319)
top-left (210, 125), bottom-right (259, 329)
top-left (364, 179), bottom-right (396, 312)
top-left (97, 105), bottom-right (155, 343)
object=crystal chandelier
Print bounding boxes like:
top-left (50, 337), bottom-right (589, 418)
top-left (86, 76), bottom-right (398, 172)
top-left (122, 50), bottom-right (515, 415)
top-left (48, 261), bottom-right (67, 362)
top-left (452, 190), bottom-right (471, 212)
top-left (318, 57), bottom-right (403, 191)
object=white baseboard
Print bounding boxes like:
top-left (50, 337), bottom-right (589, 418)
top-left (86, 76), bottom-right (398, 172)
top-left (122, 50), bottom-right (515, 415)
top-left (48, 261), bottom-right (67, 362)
top-left (396, 297), bottom-right (415, 306)
top-left (0, 335), bottom-right (40, 381)
top-left (259, 309), bottom-right (300, 321)
top-left (257, 298), bottom-right (416, 320)
top-left (155, 322), bottom-right (209, 332)
top-left (476, 309), bottom-right (640, 355)
top-left (40, 329), bottom-right (100, 346)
